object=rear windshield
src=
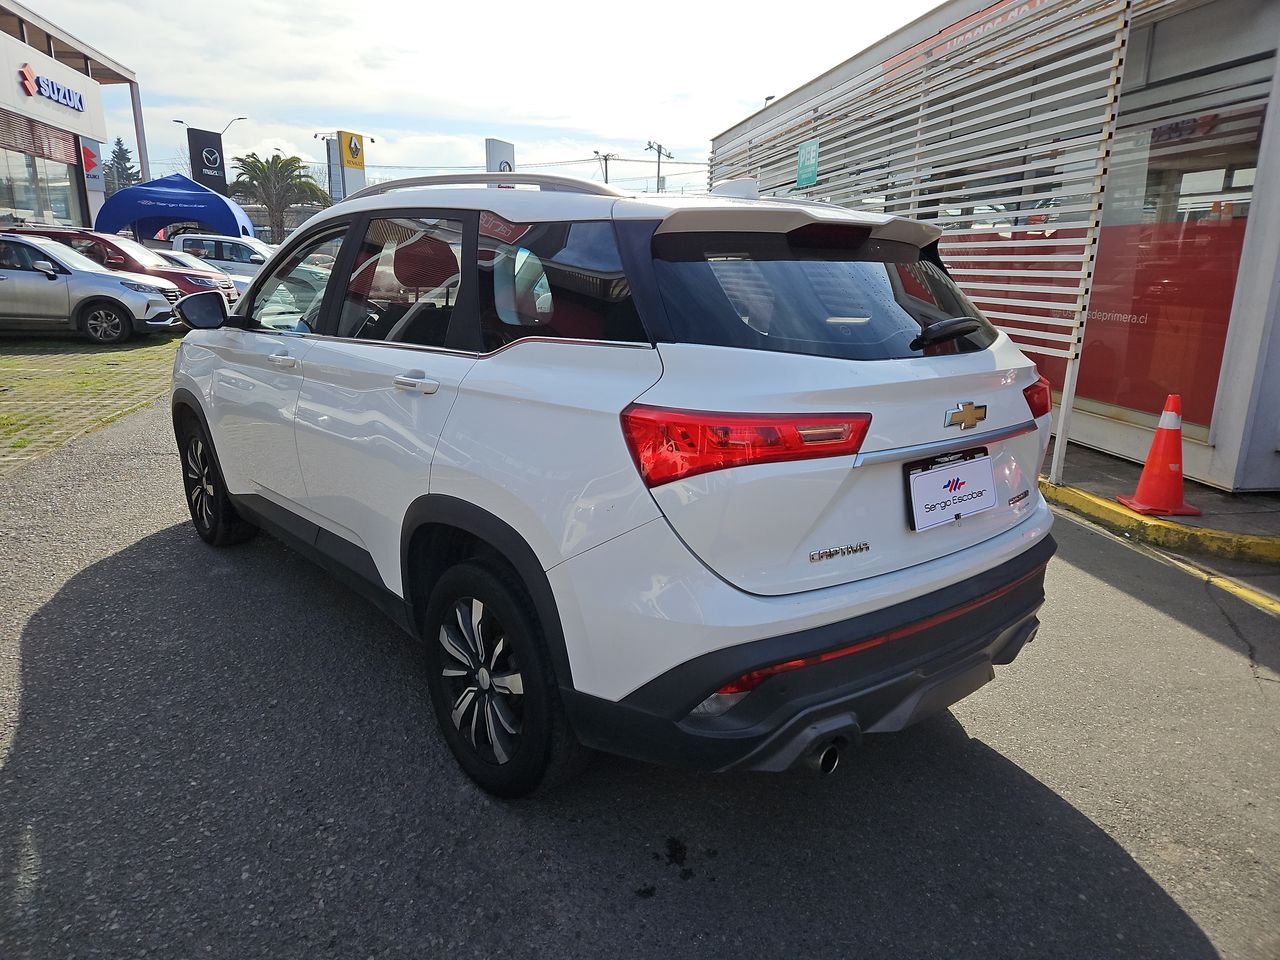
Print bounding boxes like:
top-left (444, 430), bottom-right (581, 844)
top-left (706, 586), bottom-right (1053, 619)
top-left (651, 229), bottom-right (997, 361)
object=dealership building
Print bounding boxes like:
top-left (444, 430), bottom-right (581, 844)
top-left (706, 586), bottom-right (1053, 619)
top-left (711, 0), bottom-right (1280, 491)
top-left (0, 0), bottom-right (146, 228)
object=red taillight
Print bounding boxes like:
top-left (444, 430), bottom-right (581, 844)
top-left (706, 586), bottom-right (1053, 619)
top-left (620, 404), bottom-right (872, 488)
top-left (1023, 375), bottom-right (1053, 419)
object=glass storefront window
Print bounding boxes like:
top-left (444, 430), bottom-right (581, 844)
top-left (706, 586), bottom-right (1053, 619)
top-left (0, 146), bottom-right (83, 227)
top-left (1076, 49), bottom-right (1271, 431)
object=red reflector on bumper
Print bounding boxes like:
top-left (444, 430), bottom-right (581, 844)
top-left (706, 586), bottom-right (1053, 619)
top-left (717, 563), bottom-right (1049, 695)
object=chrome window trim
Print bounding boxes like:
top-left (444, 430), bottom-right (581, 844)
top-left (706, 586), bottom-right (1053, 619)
top-left (298, 332), bottom-right (653, 359)
top-left (852, 419), bottom-right (1039, 468)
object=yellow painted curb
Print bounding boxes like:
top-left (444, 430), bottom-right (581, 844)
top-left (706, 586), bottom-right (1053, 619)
top-left (1039, 480), bottom-right (1280, 566)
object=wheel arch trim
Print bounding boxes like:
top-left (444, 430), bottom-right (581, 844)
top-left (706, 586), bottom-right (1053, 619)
top-left (401, 494), bottom-right (575, 689)
top-left (74, 296), bottom-right (135, 332)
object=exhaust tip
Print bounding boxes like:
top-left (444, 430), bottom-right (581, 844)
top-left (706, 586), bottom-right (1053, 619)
top-left (818, 744), bottom-right (840, 776)
top-left (801, 738), bottom-right (847, 777)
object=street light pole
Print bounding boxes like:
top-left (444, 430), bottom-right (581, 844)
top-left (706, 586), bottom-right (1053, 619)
top-left (646, 141), bottom-right (673, 192)
top-left (173, 117), bottom-right (247, 136)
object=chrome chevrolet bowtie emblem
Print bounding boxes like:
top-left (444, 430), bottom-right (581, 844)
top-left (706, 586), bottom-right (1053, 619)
top-left (945, 401), bottom-right (987, 430)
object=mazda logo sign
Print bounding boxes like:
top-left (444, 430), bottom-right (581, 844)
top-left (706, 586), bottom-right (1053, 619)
top-left (202, 147), bottom-right (221, 168)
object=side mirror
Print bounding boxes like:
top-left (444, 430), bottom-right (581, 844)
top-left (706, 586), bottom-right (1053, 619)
top-left (30, 260), bottom-right (58, 280)
top-left (249, 253), bottom-right (266, 264)
top-left (174, 289), bottom-right (229, 330)
top-left (105, 254), bottom-right (127, 268)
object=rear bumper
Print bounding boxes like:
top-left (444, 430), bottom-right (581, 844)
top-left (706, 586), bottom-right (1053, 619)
top-left (563, 533), bottom-right (1055, 772)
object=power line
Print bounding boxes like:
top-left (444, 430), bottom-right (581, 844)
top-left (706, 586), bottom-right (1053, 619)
top-left (612, 157), bottom-right (706, 166)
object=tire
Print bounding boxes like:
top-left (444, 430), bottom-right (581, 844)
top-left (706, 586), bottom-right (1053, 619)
top-left (422, 561), bottom-right (587, 797)
top-left (176, 417), bottom-right (256, 547)
top-left (80, 301), bottom-right (133, 344)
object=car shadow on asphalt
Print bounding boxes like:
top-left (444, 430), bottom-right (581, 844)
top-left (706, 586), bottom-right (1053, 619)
top-left (0, 524), bottom-right (1218, 960)
top-left (1051, 513), bottom-right (1280, 675)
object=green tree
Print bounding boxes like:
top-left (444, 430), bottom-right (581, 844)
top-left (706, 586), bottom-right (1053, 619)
top-left (229, 151), bottom-right (331, 243)
top-left (103, 137), bottom-right (140, 196)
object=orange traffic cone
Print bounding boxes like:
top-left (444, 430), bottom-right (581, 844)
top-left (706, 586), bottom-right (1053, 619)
top-left (1117, 394), bottom-right (1201, 516)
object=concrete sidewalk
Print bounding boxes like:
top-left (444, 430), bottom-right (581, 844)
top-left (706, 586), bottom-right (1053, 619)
top-left (1041, 439), bottom-right (1280, 567)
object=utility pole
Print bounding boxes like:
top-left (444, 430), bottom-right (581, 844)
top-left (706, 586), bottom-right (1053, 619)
top-left (646, 141), bottom-right (673, 192)
top-left (594, 150), bottom-right (618, 184)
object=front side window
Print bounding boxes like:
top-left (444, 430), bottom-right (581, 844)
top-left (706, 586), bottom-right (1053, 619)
top-left (247, 229), bottom-right (345, 332)
top-left (334, 217), bottom-right (464, 346)
top-left (652, 228), bottom-right (996, 361)
top-left (0, 240), bottom-right (38, 270)
top-left (225, 243), bottom-right (256, 264)
top-left (477, 215), bottom-right (647, 350)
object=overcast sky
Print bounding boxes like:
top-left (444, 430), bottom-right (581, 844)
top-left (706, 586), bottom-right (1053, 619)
top-left (41, 0), bottom-right (940, 188)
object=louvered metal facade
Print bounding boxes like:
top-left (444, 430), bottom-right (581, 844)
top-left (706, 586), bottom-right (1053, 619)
top-left (710, 0), bottom-right (1279, 486)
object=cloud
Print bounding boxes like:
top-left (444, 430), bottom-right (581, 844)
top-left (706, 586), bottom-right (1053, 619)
top-left (49, 0), bottom-right (938, 181)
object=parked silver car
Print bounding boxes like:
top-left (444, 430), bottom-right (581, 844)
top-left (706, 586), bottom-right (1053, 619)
top-left (0, 233), bottom-right (182, 344)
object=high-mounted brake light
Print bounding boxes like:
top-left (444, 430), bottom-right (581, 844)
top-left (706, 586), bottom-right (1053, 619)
top-left (620, 404), bottom-right (872, 487)
top-left (1023, 375), bottom-right (1053, 419)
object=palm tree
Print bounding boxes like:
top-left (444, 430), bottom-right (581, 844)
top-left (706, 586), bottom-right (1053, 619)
top-left (229, 151), bottom-right (331, 243)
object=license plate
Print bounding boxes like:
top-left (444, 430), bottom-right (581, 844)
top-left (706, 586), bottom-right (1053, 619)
top-left (904, 447), bottom-right (996, 532)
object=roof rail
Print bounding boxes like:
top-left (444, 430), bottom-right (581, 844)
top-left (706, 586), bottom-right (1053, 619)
top-left (344, 172), bottom-right (625, 202)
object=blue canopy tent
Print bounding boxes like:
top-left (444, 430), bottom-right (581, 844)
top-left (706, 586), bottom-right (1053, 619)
top-left (94, 174), bottom-right (255, 240)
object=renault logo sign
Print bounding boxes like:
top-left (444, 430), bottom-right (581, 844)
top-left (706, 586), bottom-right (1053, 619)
top-left (338, 130), bottom-right (365, 171)
top-left (17, 63), bottom-right (85, 112)
top-left (944, 401), bottom-right (988, 430)
top-left (202, 147), bottom-right (221, 168)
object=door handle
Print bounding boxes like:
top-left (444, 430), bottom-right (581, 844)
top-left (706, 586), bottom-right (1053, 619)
top-left (267, 353), bottom-right (298, 368)
top-left (393, 370), bottom-right (440, 395)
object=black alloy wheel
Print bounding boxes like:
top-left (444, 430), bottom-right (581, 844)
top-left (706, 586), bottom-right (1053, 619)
top-left (177, 421), bottom-right (256, 547)
top-left (423, 562), bottom-right (587, 797)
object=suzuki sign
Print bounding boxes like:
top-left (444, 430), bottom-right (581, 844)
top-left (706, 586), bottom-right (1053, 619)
top-left (18, 62), bottom-right (85, 112)
top-left (0, 33), bottom-right (106, 141)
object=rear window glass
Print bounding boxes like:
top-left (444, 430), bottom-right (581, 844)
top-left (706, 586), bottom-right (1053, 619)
top-left (651, 230), bottom-right (997, 361)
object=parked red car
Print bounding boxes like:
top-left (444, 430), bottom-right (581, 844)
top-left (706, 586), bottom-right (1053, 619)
top-left (7, 226), bottom-right (239, 305)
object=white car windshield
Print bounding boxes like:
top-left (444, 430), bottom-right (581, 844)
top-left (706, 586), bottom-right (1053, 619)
top-left (167, 250), bottom-right (229, 274)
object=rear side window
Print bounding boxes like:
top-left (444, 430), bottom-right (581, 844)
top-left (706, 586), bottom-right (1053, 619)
top-left (334, 217), bottom-right (464, 347)
top-left (651, 229), bottom-right (996, 361)
top-left (476, 215), bottom-right (647, 351)
top-left (181, 238), bottom-right (212, 258)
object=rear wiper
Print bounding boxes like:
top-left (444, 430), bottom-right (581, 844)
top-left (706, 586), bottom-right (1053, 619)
top-left (909, 316), bottom-right (982, 351)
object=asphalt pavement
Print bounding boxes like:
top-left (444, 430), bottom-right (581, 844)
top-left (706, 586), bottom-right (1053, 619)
top-left (1, 403), bottom-right (1277, 959)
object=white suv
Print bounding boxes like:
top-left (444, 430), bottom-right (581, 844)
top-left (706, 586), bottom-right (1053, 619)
top-left (170, 173), bottom-right (1056, 796)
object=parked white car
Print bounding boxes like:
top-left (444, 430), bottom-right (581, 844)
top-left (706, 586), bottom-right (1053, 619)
top-left (156, 249), bottom-right (253, 296)
top-left (170, 173), bottom-right (1056, 796)
top-left (0, 233), bottom-right (181, 343)
top-left (171, 233), bottom-right (274, 277)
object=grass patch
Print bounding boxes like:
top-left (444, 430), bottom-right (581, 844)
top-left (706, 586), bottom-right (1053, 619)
top-left (0, 336), bottom-right (182, 474)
